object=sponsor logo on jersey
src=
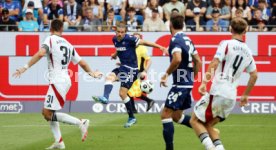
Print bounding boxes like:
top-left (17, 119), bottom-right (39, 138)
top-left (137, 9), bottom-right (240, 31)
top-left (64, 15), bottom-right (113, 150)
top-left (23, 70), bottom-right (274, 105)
top-left (116, 47), bottom-right (127, 51)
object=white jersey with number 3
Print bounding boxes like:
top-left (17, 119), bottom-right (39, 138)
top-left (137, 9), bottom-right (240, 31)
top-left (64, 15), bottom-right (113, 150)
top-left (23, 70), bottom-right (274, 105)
top-left (42, 35), bottom-right (81, 84)
top-left (210, 39), bottom-right (257, 100)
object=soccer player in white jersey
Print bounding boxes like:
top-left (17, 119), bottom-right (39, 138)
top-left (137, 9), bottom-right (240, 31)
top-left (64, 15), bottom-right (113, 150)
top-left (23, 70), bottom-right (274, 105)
top-left (12, 19), bottom-right (103, 149)
top-left (190, 18), bottom-right (258, 150)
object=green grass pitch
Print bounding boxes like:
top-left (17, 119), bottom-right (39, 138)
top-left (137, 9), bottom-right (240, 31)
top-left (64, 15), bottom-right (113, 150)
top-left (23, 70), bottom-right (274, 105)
top-left (0, 113), bottom-right (275, 150)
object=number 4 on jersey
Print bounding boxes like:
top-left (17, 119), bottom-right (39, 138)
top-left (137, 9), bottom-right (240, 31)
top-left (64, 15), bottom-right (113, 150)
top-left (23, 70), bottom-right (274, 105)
top-left (232, 55), bottom-right (243, 76)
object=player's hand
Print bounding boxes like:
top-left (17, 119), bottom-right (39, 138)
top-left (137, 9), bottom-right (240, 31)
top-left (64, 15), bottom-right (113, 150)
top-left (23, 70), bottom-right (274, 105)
top-left (160, 73), bottom-right (168, 87)
top-left (198, 83), bottom-right (207, 96)
top-left (12, 67), bottom-right (27, 78)
top-left (240, 95), bottom-right (249, 107)
top-left (116, 62), bottom-right (121, 66)
top-left (160, 47), bottom-right (168, 55)
top-left (111, 53), bottom-right (117, 60)
top-left (89, 70), bottom-right (103, 79)
top-left (140, 71), bottom-right (147, 80)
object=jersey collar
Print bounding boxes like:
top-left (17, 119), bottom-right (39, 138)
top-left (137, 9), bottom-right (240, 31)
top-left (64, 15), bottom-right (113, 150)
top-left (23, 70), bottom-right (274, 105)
top-left (174, 31), bottom-right (184, 36)
top-left (233, 38), bottom-right (244, 43)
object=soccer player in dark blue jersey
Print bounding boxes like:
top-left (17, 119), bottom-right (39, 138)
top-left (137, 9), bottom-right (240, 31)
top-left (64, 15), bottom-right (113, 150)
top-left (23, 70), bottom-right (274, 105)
top-left (93, 22), bottom-right (166, 128)
top-left (160, 14), bottom-right (202, 150)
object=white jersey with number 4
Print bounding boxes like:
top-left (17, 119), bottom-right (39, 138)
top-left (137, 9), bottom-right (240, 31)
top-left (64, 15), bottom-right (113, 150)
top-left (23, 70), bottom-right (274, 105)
top-left (42, 35), bottom-right (82, 85)
top-left (210, 39), bottom-right (257, 100)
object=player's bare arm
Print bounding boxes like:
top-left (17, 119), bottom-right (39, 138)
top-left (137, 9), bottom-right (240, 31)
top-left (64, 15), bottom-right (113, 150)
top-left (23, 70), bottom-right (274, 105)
top-left (138, 39), bottom-right (168, 54)
top-left (111, 52), bottom-right (118, 60)
top-left (192, 54), bottom-right (202, 77)
top-left (12, 48), bottom-right (47, 78)
top-left (78, 59), bottom-right (103, 79)
top-left (160, 52), bottom-right (182, 87)
top-left (240, 70), bottom-right (258, 107)
top-left (140, 58), bottom-right (152, 79)
top-left (199, 58), bottom-right (219, 95)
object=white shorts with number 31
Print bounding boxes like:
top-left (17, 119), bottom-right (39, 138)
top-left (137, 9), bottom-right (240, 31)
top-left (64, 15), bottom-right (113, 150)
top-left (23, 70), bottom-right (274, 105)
top-left (44, 83), bottom-right (71, 111)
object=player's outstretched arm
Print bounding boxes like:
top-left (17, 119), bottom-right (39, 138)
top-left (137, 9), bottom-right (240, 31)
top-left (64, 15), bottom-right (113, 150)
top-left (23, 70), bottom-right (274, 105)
top-left (192, 54), bottom-right (202, 77)
top-left (78, 59), bottom-right (103, 79)
top-left (160, 52), bottom-right (182, 87)
top-left (138, 39), bottom-right (168, 54)
top-left (198, 58), bottom-right (219, 95)
top-left (12, 48), bottom-right (47, 78)
top-left (240, 70), bottom-right (258, 107)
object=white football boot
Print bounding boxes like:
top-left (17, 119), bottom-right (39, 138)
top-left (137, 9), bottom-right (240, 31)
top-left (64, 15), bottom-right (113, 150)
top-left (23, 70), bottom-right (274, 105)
top-left (45, 141), bottom-right (65, 149)
top-left (80, 119), bottom-right (90, 142)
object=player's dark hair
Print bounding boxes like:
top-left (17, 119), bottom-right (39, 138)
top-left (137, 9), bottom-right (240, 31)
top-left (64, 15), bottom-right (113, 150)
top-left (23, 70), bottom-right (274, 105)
top-left (50, 19), bottom-right (63, 32)
top-left (231, 18), bottom-right (248, 34)
top-left (170, 14), bottom-right (184, 30)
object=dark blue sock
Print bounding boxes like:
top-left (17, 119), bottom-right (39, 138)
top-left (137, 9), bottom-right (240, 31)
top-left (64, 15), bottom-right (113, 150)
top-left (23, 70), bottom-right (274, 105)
top-left (103, 84), bottom-right (113, 99)
top-left (162, 120), bottom-right (174, 150)
top-left (124, 98), bottom-right (134, 118)
top-left (178, 115), bottom-right (191, 128)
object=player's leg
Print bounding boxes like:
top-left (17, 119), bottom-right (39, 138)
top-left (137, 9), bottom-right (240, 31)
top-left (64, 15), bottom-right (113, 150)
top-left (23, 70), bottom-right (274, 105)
top-left (161, 107), bottom-right (174, 150)
top-left (161, 87), bottom-right (185, 150)
top-left (120, 87), bottom-right (137, 128)
top-left (171, 110), bottom-right (191, 128)
top-left (190, 112), bottom-right (215, 150)
top-left (205, 118), bottom-right (225, 150)
top-left (140, 94), bottom-right (155, 112)
top-left (93, 69), bottom-right (118, 103)
top-left (103, 73), bottom-right (117, 100)
top-left (45, 84), bottom-right (89, 143)
top-left (127, 81), bottom-right (139, 113)
top-left (129, 95), bottom-right (138, 113)
top-left (206, 96), bottom-right (235, 150)
top-left (42, 108), bottom-right (65, 149)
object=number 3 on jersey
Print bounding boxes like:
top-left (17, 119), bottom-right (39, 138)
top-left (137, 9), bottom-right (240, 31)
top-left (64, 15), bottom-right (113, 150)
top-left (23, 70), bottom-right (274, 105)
top-left (60, 46), bottom-right (71, 65)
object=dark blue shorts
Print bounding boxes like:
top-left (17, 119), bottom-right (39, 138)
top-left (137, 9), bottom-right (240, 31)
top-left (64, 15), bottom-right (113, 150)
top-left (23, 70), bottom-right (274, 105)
top-left (165, 87), bottom-right (192, 111)
top-left (112, 66), bottom-right (138, 89)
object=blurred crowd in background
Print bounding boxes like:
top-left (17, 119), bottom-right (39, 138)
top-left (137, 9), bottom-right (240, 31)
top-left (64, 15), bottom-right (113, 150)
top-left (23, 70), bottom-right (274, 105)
top-left (0, 0), bottom-right (275, 32)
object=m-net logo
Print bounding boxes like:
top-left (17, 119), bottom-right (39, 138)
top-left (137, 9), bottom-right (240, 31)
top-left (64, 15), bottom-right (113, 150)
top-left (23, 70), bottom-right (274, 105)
top-left (0, 101), bottom-right (23, 113)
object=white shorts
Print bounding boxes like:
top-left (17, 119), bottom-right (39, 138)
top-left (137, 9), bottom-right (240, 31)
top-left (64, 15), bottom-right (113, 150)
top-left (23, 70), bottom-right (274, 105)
top-left (44, 83), bottom-right (70, 111)
top-left (194, 93), bottom-right (236, 123)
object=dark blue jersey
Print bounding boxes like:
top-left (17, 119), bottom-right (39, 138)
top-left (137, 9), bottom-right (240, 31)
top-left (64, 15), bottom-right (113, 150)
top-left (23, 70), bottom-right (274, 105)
top-left (112, 34), bottom-right (140, 68)
top-left (168, 31), bottom-right (198, 86)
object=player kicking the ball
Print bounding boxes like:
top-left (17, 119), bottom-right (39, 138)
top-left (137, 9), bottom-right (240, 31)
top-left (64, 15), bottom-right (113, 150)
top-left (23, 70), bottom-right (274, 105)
top-left (93, 22), bottom-right (166, 128)
top-left (190, 18), bottom-right (258, 150)
top-left (13, 19), bottom-right (102, 149)
top-left (160, 14), bottom-right (202, 150)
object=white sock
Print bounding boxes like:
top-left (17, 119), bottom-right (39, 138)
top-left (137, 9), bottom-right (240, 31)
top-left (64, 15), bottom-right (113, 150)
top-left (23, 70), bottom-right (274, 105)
top-left (202, 137), bottom-right (215, 149)
top-left (50, 121), bottom-right (62, 143)
top-left (199, 133), bottom-right (215, 150)
top-left (215, 145), bottom-right (225, 150)
top-left (55, 112), bottom-right (81, 126)
top-left (123, 96), bottom-right (130, 103)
